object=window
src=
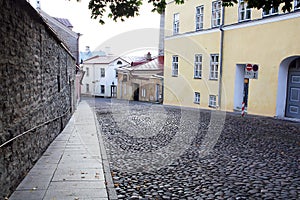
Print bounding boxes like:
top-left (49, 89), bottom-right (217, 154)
top-left (86, 67), bottom-right (89, 77)
top-left (194, 92), bottom-right (200, 104)
top-left (116, 70), bottom-right (118, 78)
top-left (209, 95), bottom-right (217, 107)
top-left (117, 60), bottom-right (122, 65)
top-left (100, 68), bottom-right (105, 78)
top-left (212, 1), bottom-right (221, 27)
top-left (263, 6), bottom-right (278, 16)
top-left (196, 6), bottom-right (204, 31)
top-left (295, 0), bottom-right (300, 10)
top-left (239, 0), bottom-right (251, 21)
top-left (123, 74), bottom-right (128, 81)
top-left (142, 88), bottom-right (146, 97)
top-left (210, 54), bottom-right (219, 80)
top-left (101, 85), bottom-right (105, 94)
top-left (86, 84), bottom-right (89, 93)
top-left (172, 56), bottom-right (179, 77)
top-left (194, 54), bottom-right (202, 78)
top-left (123, 83), bottom-right (127, 95)
top-left (173, 13), bottom-right (179, 34)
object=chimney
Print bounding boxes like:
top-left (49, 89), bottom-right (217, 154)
top-left (146, 52), bottom-right (152, 60)
top-left (36, 0), bottom-right (41, 9)
top-left (158, 12), bottom-right (165, 67)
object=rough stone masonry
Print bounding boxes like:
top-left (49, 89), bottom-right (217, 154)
top-left (0, 0), bottom-right (76, 198)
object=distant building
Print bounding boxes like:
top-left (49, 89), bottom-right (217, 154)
top-left (79, 46), bottom-right (106, 63)
top-left (164, 0), bottom-right (300, 120)
top-left (81, 55), bottom-right (130, 97)
top-left (117, 56), bottom-right (164, 103)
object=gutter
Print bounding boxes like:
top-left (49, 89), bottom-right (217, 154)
top-left (218, 6), bottom-right (225, 109)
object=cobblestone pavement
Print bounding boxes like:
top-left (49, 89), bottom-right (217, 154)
top-left (87, 98), bottom-right (300, 200)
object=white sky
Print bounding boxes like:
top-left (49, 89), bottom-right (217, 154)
top-left (29, 0), bottom-right (160, 55)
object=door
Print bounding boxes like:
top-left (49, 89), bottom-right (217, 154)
top-left (286, 62), bottom-right (300, 119)
top-left (243, 78), bottom-right (249, 108)
top-left (111, 85), bottom-right (117, 98)
top-left (133, 84), bottom-right (139, 101)
top-left (156, 84), bottom-right (160, 102)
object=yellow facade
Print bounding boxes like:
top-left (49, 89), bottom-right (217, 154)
top-left (164, 0), bottom-right (300, 119)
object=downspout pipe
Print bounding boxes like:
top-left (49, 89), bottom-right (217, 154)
top-left (218, 6), bottom-right (225, 109)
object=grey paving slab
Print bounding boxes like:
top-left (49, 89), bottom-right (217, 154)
top-left (43, 188), bottom-right (108, 200)
top-left (9, 190), bottom-right (46, 200)
top-left (48, 181), bottom-right (106, 189)
top-left (52, 168), bottom-right (105, 181)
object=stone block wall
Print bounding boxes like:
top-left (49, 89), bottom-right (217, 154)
top-left (0, 0), bottom-right (76, 198)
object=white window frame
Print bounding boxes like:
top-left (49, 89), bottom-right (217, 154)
top-left (196, 6), bottom-right (204, 31)
top-left (172, 55), bottom-right (179, 77)
top-left (194, 54), bottom-right (202, 79)
top-left (173, 13), bottom-right (179, 34)
top-left (209, 95), bottom-right (217, 107)
top-left (295, 0), bottom-right (300, 10)
top-left (263, 6), bottom-right (278, 17)
top-left (194, 92), bottom-right (200, 104)
top-left (100, 85), bottom-right (105, 94)
top-left (239, 0), bottom-right (251, 21)
top-left (210, 54), bottom-right (219, 80)
top-left (142, 88), bottom-right (146, 97)
top-left (100, 68), bottom-right (105, 78)
top-left (212, 1), bottom-right (222, 28)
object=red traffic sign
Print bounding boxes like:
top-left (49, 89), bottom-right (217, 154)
top-left (246, 64), bottom-right (252, 71)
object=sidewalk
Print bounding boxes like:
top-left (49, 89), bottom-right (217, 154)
top-left (9, 101), bottom-right (108, 200)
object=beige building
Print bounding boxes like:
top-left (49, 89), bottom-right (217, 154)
top-left (117, 59), bottom-right (164, 103)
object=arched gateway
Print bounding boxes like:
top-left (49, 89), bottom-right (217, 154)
top-left (276, 57), bottom-right (300, 120)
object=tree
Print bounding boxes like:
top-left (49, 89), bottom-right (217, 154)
top-left (83, 0), bottom-right (296, 24)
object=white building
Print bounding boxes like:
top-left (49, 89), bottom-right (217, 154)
top-left (81, 55), bottom-right (130, 97)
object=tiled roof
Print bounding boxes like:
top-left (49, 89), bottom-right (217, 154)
top-left (132, 59), bottom-right (162, 71)
top-left (54, 17), bottom-right (73, 28)
top-left (83, 55), bottom-right (118, 64)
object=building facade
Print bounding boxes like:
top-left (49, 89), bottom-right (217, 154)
top-left (117, 59), bottom-right (164, 103)
top-left (81, 56), bottom-right (129, 97)
top-left (164, 0), bottom-right (300, 120)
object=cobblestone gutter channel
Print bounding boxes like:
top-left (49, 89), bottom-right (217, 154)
top-left (92, 99), bottom-right (300, 200)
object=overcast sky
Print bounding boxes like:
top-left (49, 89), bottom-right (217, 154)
top-left (29, 0), bottom-right (160, 55)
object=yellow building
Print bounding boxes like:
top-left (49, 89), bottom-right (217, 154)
top-left (164, 0), bottom-right (300, 120)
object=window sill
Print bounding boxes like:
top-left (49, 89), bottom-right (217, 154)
top-left (208, 105), bottom-right (217, 108)
top-left (209, 78), bottom-right (218, 81)
top-left (262, 13), bottom-right (279, 18)
top-left (238, 19), bottom-right (251, 23)
top-left (194, 77), bottom-right (202, 79)
top-left (194, 102), bottom-right (200, 104)
top-left (172, 75), bottom-right (178, 77)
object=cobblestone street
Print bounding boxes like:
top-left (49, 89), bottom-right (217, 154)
top-left (88, 98), bottom-right (300, 200)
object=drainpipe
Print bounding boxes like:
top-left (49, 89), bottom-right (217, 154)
top-left (218, 6), bottom-right (225, 109)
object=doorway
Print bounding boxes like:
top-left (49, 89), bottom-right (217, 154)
top-left (285, 59), bottom-right (300, 119)
top-left (234, 64), bottom-right (249, 110)
top-left (133, 84), bottom-right (139, 101)
top-left (111, 85), bottom-right (117, 98)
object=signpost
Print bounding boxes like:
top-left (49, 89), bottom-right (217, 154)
top-left (245, 64), bottom-right (259, 79)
